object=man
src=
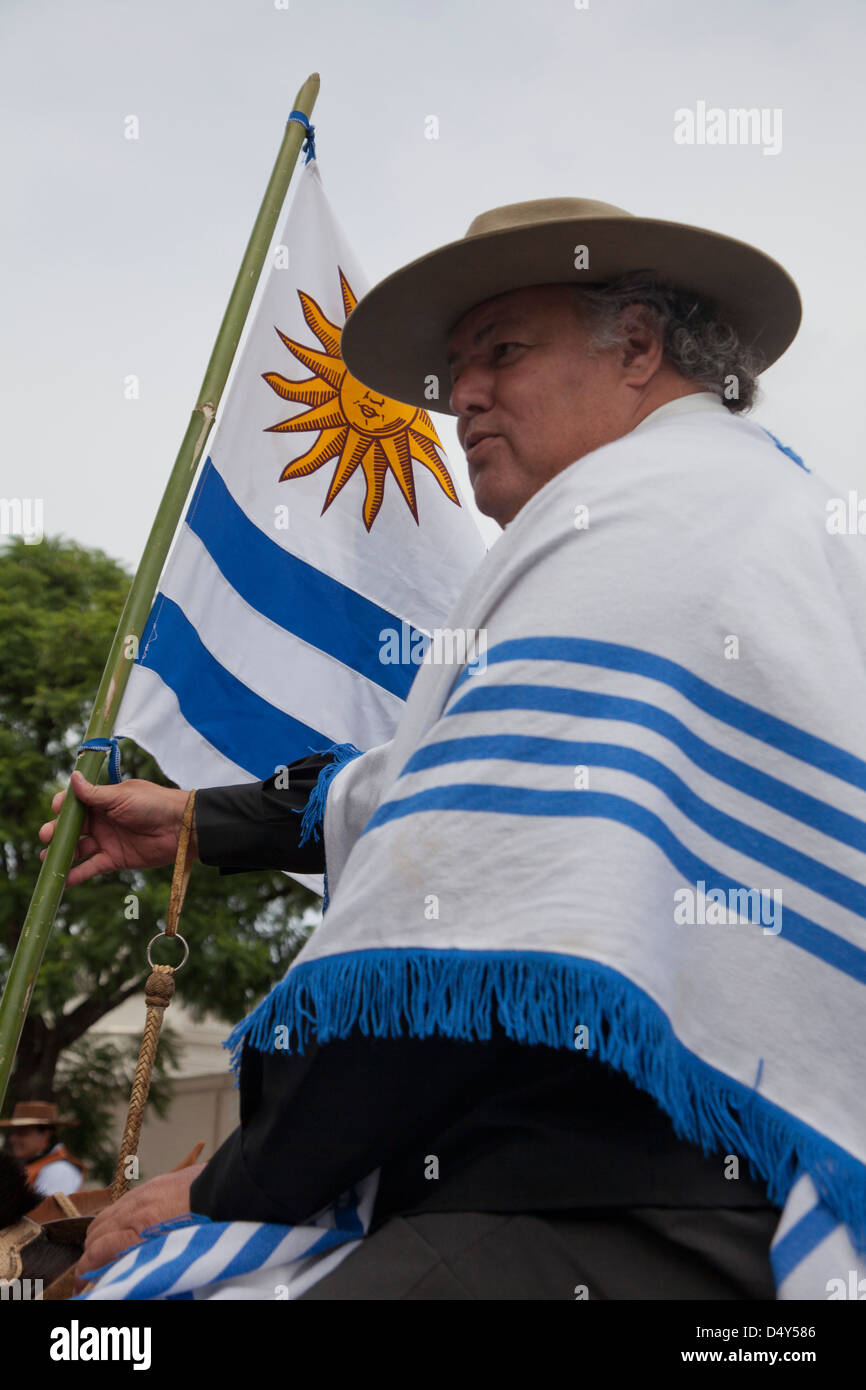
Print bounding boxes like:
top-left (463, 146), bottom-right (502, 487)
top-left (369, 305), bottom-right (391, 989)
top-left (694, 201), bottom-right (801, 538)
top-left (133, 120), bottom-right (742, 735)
top-left (0, 1101), bottom-right (84, 1197)
top-left (42, 199), bottom-right (866, 1300)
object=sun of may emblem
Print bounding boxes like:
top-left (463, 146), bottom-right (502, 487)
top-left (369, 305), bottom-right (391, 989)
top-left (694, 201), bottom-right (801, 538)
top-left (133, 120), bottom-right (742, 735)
top-left (263, 269), bottom-right (460, 531)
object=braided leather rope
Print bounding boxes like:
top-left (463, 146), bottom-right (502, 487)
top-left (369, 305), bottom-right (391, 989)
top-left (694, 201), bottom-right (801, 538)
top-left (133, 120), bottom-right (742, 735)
top-left (110, 791), bottom-right (196, 1203)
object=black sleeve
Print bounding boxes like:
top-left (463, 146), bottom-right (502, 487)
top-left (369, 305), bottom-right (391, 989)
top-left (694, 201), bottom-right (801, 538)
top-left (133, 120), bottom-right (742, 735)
top-left (194, 752), bottom-right (330, 875)
top-left (189, 1029), bottom-right (507, 1225)
top-left (188, 1029), bottom-right (775, 1226)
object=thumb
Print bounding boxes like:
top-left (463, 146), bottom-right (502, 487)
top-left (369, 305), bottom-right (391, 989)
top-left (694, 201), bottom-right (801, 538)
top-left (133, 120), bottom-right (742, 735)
top-left (70, 769), bottom-right (114, 805)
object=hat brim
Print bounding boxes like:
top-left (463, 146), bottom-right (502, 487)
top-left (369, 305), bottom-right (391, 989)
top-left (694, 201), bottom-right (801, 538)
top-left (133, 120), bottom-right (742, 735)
top-left (340, 215), bottom-right (801, 413)
top-left (0, 1117), bottom-right (78, 1127)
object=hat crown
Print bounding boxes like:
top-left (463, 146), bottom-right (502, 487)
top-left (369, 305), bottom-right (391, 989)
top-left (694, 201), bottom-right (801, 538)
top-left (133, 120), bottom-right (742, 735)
top-left (465, 196), bottom-right (634, 240)
top-left (3, 1100), bottom-right (59, 1125)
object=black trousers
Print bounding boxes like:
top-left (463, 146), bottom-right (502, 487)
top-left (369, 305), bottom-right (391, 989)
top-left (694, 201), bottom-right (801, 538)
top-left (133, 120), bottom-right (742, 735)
top-left (298, 1205), bottom-right (779, 1300)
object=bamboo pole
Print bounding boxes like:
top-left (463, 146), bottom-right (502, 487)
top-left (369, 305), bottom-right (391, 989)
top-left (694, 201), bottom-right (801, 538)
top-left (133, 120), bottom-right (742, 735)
top-left (0, 74), bottom-right (320, 1109)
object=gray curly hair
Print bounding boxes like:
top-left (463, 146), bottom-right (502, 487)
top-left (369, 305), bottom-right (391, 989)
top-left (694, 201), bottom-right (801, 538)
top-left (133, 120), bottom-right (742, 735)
top-left (571, 273), bottom-right (766, 413)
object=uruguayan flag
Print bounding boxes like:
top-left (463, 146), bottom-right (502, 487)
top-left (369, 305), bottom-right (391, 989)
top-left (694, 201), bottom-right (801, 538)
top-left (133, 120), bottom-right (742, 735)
top-left (227, 399), bottom-right (866, 1299)
top-left (78, 1175), bottom-right (377, 1301)
top-left (91, 159), bottom-right (483, 1301)
top-left (115, 159), bottom-right (485, 847)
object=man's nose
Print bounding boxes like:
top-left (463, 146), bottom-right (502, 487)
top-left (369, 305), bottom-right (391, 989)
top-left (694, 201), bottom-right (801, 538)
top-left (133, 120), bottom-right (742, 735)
top-left (449, 362), bottom-right (494, 421)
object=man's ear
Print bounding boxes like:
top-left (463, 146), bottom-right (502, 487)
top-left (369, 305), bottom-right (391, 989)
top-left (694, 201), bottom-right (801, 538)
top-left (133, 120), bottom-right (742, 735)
top-left (617, 304), bottom-right (665, 384)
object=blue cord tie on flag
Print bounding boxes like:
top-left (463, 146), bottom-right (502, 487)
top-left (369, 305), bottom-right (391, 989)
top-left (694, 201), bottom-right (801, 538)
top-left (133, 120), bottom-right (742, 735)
top-left (288, 109), bottom-right (316, 163)
top-left (78, 737), bottom-right (123, 783)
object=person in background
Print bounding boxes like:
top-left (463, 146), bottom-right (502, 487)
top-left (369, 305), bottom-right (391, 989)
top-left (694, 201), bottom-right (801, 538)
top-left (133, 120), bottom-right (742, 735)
top-left (0, 1100), bottom-right (85, 1197)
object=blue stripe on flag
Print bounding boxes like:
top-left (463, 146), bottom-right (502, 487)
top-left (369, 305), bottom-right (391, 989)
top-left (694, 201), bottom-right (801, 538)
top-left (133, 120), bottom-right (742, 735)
top-left (446, 684), bottom-right (866, 854)
top-left (452, 639), bottom-right (866, 791)
top-left (113, 1223), bottom-right (228, 1300)
top-left (771, 1201), bottom-right (838, 1286)
top-left (402, 735), bottom-right (866, 918)
top-left (137, 595), bottom-right (329, 777)
top-left (363, 783), bottom-right (866, 984)
top-left (334, 1189), bottom-right (364, 1236)
top-left (184, 460), bottom-right (418, 700)
top-left (79, 1223), bottom-right (186, 1289)
top-left (211, 1222), bottom-right (294, 1284)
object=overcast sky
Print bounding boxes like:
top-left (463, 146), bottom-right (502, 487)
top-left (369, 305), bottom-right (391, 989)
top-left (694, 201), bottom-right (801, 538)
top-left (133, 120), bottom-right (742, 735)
top-left (2, 0), bottom-right (864, 570)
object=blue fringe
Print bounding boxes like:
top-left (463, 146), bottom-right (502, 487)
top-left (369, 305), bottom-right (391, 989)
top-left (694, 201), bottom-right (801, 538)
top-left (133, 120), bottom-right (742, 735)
top-left (298, 743), bottom-right (363, 847)
top-left (225, 947), bottom-right (866, 1253)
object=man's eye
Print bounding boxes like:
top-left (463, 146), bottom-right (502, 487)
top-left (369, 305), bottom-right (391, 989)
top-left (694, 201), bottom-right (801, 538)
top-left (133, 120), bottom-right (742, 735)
top-left (449, 342), bottom-right (523, 386)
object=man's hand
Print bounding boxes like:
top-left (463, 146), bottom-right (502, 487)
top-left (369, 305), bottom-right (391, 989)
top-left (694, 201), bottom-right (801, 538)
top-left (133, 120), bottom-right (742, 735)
top-left (39, 771), bottom-right (196, 886)
top-left (75, 1165), bottom-right (206, 1287)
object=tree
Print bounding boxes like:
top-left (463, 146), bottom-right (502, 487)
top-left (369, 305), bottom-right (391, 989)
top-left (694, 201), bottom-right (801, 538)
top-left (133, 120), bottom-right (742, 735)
top-left (0, 536), bottom-right (317, 1179)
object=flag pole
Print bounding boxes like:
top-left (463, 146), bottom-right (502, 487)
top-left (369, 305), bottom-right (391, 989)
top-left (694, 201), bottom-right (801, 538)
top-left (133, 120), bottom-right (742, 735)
top-left (0, 73), bottom-right (320, 1110)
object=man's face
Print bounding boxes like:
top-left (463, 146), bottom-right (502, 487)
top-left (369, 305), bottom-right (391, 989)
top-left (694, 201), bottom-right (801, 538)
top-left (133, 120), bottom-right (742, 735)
top-left (447, 284), bottom-right (634, 527)
top-left (8, 1125), bottom-right (51, 1162)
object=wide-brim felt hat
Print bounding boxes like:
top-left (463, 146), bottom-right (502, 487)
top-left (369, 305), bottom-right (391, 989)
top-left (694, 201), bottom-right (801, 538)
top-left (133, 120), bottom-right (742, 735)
top-left (0, 1100), bottom-right (78, 1127)
top-left (340, 196), bottom-right (802, 414)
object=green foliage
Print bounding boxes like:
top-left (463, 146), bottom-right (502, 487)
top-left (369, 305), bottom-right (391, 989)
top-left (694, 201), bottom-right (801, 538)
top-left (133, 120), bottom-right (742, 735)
top-left (0, 536), bottom-right (318, 1171)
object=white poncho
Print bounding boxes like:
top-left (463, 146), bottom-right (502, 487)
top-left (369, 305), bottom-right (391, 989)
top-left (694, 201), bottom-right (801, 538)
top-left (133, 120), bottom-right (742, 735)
top-left (84, 396), bottom-right (866, 1300)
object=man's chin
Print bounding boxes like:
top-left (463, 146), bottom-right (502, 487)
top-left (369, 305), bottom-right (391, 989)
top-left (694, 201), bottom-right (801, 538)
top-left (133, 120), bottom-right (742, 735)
top-left (470, 478), bottom-right (504, 527)
top-left (470, 473), bottom-right (520, 529)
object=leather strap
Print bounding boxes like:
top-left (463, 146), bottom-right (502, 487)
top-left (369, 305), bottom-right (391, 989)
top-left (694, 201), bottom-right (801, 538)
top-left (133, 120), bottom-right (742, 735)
top-left (52, 1191), bottom-right (80, 1218)
top-left (166, 791), bottom-right (196, 937)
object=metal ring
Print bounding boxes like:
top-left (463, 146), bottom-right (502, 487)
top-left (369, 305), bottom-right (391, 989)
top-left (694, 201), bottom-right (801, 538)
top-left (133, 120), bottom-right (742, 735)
top-left (146, 931), bottom-right (189, 971)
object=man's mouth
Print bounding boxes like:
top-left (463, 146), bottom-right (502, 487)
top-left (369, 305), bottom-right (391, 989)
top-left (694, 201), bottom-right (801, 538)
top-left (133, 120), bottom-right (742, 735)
top-left (465, 432), bottom-right (499, 459)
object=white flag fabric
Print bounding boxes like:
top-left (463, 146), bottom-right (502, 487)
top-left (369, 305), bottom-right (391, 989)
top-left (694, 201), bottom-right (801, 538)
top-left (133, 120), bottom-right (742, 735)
top-left (116, 160), bottom-right (485, 833)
